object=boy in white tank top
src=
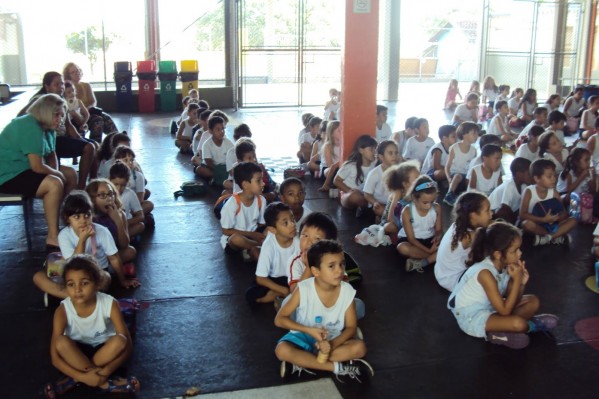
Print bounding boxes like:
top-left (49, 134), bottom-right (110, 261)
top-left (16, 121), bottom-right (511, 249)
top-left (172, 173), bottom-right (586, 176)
top-left (443, 122), bottom-right (480, 206)
top-left (275, 240), bottom-right (373, 381)
top-left (519, 159), bottom-right (576, 246)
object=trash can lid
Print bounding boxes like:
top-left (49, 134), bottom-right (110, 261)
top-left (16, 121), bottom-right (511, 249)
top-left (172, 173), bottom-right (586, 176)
top-left (137, 60), bottom-right (156, 72)
top-left (180, 60), bottom-right (198, 72)
top-left (114, 62), bottom-right (132, 72)
top-left (159, 61), bottom-right (177, 73)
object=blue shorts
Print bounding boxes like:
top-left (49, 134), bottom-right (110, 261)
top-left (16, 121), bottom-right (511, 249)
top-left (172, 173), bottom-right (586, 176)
top-left (278, 332), bottom-right (317, 354)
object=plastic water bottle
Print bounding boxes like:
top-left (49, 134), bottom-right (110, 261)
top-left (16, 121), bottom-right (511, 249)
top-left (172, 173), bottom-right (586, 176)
top-left (595, 261), bottom-right (599, 290)
top-left (315, 316), bottom-right (329, 363)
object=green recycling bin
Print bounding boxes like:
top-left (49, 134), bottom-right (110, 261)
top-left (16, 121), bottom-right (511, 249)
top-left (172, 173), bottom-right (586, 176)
top-left (158, 61), bottom-right (178, 112)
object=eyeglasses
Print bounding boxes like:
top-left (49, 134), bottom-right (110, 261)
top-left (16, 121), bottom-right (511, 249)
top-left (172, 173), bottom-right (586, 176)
top-left (95, 192), bottom-right (115, 199)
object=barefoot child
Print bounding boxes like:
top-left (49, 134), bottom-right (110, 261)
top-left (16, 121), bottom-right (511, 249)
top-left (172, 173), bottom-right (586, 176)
top-left (448, 221), bottom-right (558, 349)
top-left (46, 255), bottom-right (139, 397)
top-left (275, 240), bottom-right (373, 380)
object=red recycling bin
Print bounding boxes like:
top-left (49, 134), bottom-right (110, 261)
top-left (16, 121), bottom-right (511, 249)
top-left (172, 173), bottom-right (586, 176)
top-left (137, 60), bottom-right (157, 113)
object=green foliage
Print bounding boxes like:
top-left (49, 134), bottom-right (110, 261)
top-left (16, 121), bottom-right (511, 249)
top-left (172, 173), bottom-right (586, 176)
top-left (65, 27), bottom-right (113, 73)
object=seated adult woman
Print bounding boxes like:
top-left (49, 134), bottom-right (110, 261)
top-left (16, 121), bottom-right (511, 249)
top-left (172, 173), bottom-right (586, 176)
top-left (63, 62), bottom-right (119, 142)
top-left (0, 94), bottom-right (77, 248)
top-left (19, 72), bottom-right (97, 189)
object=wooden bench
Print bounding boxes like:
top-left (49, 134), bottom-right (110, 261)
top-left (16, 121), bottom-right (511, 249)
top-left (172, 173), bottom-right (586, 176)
top-left (0, 193), bottom-right (32, 250)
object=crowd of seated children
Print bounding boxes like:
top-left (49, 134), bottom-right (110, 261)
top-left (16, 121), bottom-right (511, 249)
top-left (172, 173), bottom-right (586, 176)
top-left (392, 116), bottom-right (417, 157)
top-left (520, 159), bottom-right (577, 246)
top-left (447, 221), bottom-right (558, 349)
top-left (375, 105), bottom-right (392, 142)
top-left (298, 116), bottom-right (322, 165)
top-left (468, 144), bottom-right (503, 196)
top-left (489, 157), bottom-right (532, 224)
top-left (220, 162), bottom-right (267, 262)
top-left (435, 192), bottom-right (492, 291)
top-left (420, 125), bottom-right (457, 184)
top-left (191, 109), bottom-right (213, 164)
top-left (402, 118), bottom-right (434, 164)
top-left (452, 93), bottom-right (479, 125)
top-left (246, 203), bottom-right (300, 305)
top-left (396, 176), bottom-right (443, 273)
top-left (363, 140), bottom-right (400, 218)
top-left (443, 122), bottom-right (480, 206)
top-left (334, 135), bottom-right (378, 212)
top-left (381, 162), bottom-right (420, 237)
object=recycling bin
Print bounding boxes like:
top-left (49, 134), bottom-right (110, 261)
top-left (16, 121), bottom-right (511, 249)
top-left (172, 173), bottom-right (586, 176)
top-left (137, 60), bottom-right (157, 113)
top-left (114, 61), bottom-right (133, 112)
top-left (158, 60), bottom-right (178, 112)
top-left (180, 59), bottom-right (199, 98)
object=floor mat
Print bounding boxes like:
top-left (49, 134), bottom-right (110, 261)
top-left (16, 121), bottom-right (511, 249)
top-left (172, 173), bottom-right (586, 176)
top-left (160, 378), bottom-right (342, 399)
top-left (574, 316), bottom-right (599, 351)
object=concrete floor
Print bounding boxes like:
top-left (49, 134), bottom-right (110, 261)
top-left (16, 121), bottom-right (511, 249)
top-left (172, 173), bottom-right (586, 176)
top-left (1, 107), bottom-right (599, 398)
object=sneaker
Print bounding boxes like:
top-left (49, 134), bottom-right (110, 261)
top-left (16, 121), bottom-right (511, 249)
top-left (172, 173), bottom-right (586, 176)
top-left (280, 361), bottom-right (316, 378)
top-left (486, 332), bottom-right (530, 349)
top-left (443, 191), bottom-right (456, 206)
top-left (550, 236), bottom-right (563, 245)
top-left (530, 314), bottom-right (559, 332)
top-left (405, 258), bottom-right (424, 273)
top-left (533, 234), bottom-right (552, 246)
top-left (336, 359), bottom-right (374, 382)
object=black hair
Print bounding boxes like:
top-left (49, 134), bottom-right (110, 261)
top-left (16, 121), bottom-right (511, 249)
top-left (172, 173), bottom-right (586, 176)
top-left (199, 109), bottom-right (212, 121)
top-left (405, 116), bottom-right (418, 130)
top-left (498, 84), bottom-right (510, 93)
top-left (233, 161), bottom-right (263, 188)
top-left (495, 100), bottom-right (508, 111)
top-left (527, 125), bottom-right (545, 140)
top-left (61, 190), bottom-right (93, 224)
top-left (481, 144), bottom-right (502, 158)
top-left (408, 175), bottom-right (437, 199)
top-left (438, 125), bottom-right (456, 140)
top-left (478, 133), bottom-right (501, 148)
top-left (413, 118), bottom-right (428, 130)
top-left (187, 103), bottom-right (200, 113)
top-left (451, 192), bottom-right (489, 251)
top-left (344, 135), bottom-right (378, 186)
top-left (538, 131), bottom-right (558, 157)
top-left (465, 93), bottom-right (479, 102)
top-left (301, 113), bottom-right (314, 127)
top-left (63, 254), bottom-right (102, 284)
top-left (308, 116), bottom-right (323, 129)
top-left (533, 107), bottom-right (548, 117)
top-left (307, 239), bottom-right (344, 269)
top-left (300, 212), bottom-right (338, 240)
top-left (456, 122), bottom-right (480, 139)
top-left (109, 161), bottom-right (131, 181)
top-left (99, 132), bottom-right (130, 162)
top-left (530, 158), bottom-right (556, 178)
top-left (509, 157), bottom-right (531, 176)
top-left (376, 140), bottom-right (398, 159)
top-left (233, 124), bottom-right (252, 140)
top-left (209, 109), bottom-right (229, 122)
top-left (198, 99), bottom-right (210, 109)
top-left (376, 105), bottom-right (388, 115)
top-left (279, 177), bottom-right (304, 195)
top-left (467, 221), bottom-right (521, 266)
top-left (548, 110), bottom-right (567, 125)
top-left (113, 145), bottom-right (135, 160)
top-left (208, 115), bottom-right (225, 130)
top-left (235, 139), bottom-right (256, 161)
top-left (264, 202), bottom-right (291, 227)
top-left (561, 147), bottom-right (590, 180)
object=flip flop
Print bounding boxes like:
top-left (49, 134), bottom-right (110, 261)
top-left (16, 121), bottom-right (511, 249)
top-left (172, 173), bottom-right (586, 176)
top-left (43, 376), bottom-right (77, 398)
top-left (98, 376), bottom-right (140, 393)
top-left (585, 276), bottom-right (599, 294)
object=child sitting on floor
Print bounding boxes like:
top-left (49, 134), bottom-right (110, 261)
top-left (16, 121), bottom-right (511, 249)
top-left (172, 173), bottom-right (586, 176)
top-left (520, 159), bottom-right (577, 246)
top-left (545, 110), bottom-right (567, 146)
top-left (220, 162), bottom-right (266, 262)
top-left (46, 255), bottom-right (139, 397)
top-left (489, 157), bottom-right (532, 224)
top-left (515, 126), bottom-right (543, 162)
top-left (556, 147), bottom-right (596, 204)
top-left (112, 146), bottom-right (153, 218)
top-left (397, 176), bottom-right (443, 273)
top-left (487, 100), bottom-right (518, 144)
top-left (435, 192), bottom-right (492, 292)
top-left (468, 144), bottom-right (503, 196)
top-left (375, 105), bottom-right (392, 142)
top-left (298, 116), bottom-right (322, 164)
top-left (402, 118), bottom-right (434, 164)
top-left (246, 203), bottom-right (300, 305)
top-left (275, 240), bottom-right (373, 380)
top-left (175, 103), bottom-right (200, 154)
top-left (109, 162), bottom-right (146, 237)
top-left (539, 131), bottom-right (569, 174)
top-left (444, 122), bottom-right (480, 206)
top-left (421, 125), bottom-right (457, 184)
top-left (191, 109), bottom-right (213, 165)
top-left (381, 162), bottom-right (420, 236)
top-left (392, 116), bottom-right (417, 158)
top-left (319, 120), bottom-right (341, 192)
top-left (364, 140), bottom-right (400, 218)
top-left (448, 221), bottom-right (558, 349)
top-left (517, 107), bottom-right (548, 144)
top-left (196, 116), bottom-right (234, 185)
top-left (279, 177), bottom-right (311, 225)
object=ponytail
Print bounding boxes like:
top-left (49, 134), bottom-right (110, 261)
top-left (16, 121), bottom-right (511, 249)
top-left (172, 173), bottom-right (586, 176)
top-left (466, 221), bottom-right (521, 267)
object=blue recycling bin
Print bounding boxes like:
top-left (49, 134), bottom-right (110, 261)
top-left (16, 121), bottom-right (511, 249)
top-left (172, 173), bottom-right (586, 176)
top-left (114, 62), bottom-right (133, 112)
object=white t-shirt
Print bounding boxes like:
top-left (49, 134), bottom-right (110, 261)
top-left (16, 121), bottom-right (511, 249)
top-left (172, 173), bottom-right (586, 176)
top-left (62, 292), bottom-right (116, 347)
top-left (487, 114), bottom-right (509, 137)
top-left (192, 127), bottom-right (204, 154)
top-left (287, 252), bottom-right (305, 286)
top-left (403, 136), bottom-right (435, 164)
top-left (488, 178), bottom-right (525, 212)
top-left (196, 130), bottom-right (213, 156)
top-left (128, 170), bottom-right (145, 195)
top-left (220, 194), bottom-right (266, 248)
top-left (225, 147), bottom-right (237, 172)
top-left (421, 142), bottom-right (449, 173)
top-left (544, 127), bottom-right (566, 146)
top-left (294, 278), bottom-right (356, 340)
top-left (58, 223), bottom-right (118, 270)
top-left (453, 104), bottom-right (477, 123)
top-left (515, 143), bottom-right (539, 162)
top-left (256, 233), bottom-right (300, 278)
top-left (467, 164), bottom-right (501, 196)
top-left (435, 223), bottom-right (470, 292)
top-left (543, 149), bottom-right (569, 174)
top-left (580, 109), bottom-right (598, 130)
top-left (202, 137), bottom-right (234, 165)
top-left (336, 161), bottom-right (375, 191)
top-left (363, 165), bottom-right (390, 203)
top-left (449, 142), bottom-right (477, 175)
top-left (517, 121), bottom-right (543, 142)
top-left (299, 132), bottom-right (317, 145)
top-left (508, 97), bottom-right (521, 113)
top-left (120, 187), bottom-right (143, 219)
top-left (375, 123), bottom-right (392, 142)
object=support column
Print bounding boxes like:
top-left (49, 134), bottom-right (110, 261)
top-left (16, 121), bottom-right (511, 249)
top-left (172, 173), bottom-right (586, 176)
top-left (340, 0), bottom-right (379, 161)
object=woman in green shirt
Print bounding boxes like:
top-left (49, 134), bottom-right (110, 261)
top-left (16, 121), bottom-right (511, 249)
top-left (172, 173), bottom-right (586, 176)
top-left (0, 94), bottom-right (77, 248)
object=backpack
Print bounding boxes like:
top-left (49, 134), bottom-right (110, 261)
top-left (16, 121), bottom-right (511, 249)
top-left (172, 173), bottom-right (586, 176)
top-left (284, 166), bottom-right (306, 179)
top-left (570, 191), bottom-right (594, 224)
top-left (46, 252), bottom-right (66, 284)
top-left (532, 197), bottom-right (564, 233)
top-left (174, 180), bottom-right (207, 198)
top-left (213, 192), bottom-right (263, 220)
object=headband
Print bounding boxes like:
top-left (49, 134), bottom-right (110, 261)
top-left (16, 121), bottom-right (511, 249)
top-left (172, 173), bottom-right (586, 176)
top-left (414, 181), bottom-right (437, 192)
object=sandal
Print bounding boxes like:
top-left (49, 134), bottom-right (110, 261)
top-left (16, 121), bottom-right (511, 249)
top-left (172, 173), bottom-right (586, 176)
top-left (43, 376), bottom-right (77, 398)
top-left (98, 376), bottom-right (140, 393)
